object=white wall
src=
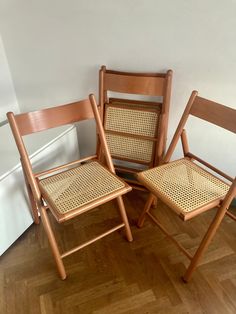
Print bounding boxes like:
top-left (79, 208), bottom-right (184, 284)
top-left (0, 0), bottom-right (235, 176)
top-left (0, 34), bottom-right (19, 123)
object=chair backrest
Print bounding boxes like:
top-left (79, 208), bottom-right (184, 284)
top-left (7, 94), bottom-right (115, 205)
top-left (99, 66), bottom-right (173, 170)
top-left (164, 91), bottom-right (236, 182)
top-left (11, 99), bottom-right (94, 136)
top-left (190, 96), bottom-right (236, 133)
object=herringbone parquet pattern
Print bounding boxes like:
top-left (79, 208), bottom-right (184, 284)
top-left (1, 191), bottom-right (236, 313)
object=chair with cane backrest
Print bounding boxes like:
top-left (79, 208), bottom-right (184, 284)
top-left (7, 94), bottom-right (133, 280)
top-left (99, 66), bottom-right (173, 192)
top-left (137, 91), bottom-right (236, 282)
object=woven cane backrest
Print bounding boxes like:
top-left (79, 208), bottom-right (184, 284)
top-left (105, 101), bottom-right (160, 137)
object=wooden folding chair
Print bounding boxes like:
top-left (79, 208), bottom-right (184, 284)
top-left (99, 66), bottom-right (172, 191)
top-left (137, 91), bottom-right (236, 282)
top-left (7, 94), bottom-right (133, 280)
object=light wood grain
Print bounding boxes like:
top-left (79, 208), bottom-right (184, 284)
top-left (191, 96), bottom-right (236, 133)
top-left (1, 191), bottom-right (236, 313)
top-left (9, 99), bottom-right (94, 136)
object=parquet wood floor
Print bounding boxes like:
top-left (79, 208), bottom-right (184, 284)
top-left (1, 191), bottom-right (236, 314)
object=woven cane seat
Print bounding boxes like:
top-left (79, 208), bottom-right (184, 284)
top-left (106, 133), bottom-right (154, 163)
top-left (104, 101), bottom-right (160, 163)
top-left (39, 161), bottom-right (127, 217)
top-left (105, 105), bottom-right (159, 137)
top-left (137, 158), bottom-right (230, 218)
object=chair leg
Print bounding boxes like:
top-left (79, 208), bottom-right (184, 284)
top-left (151, 196), bottom-right (158, 209)
top-left (137, 193), bottom-right (155, 228)
top-left (22, 165), bottom-right (40, 224)
top-left (27, 184), bottom-right (40, 224)
top-left (183, 205), bottom-right (229, 282)
top-left (40, 207), bottom-right (67, 280)
top-left (116, 196), bottom-right (133, 242)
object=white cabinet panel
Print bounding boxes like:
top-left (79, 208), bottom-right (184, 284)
top-left (0, 124), bottom-right (79, 255)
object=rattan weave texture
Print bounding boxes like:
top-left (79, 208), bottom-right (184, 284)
top-left (106, 133), bottom-right (154, 163)
top-left (105, 106), bottom-right (159, 137)
top-left (39, 161), bottom-right (125, 214)
top-left (104, 102), bottom-right (160, 163)
top-left (138, 159), bottom-right (230, 213)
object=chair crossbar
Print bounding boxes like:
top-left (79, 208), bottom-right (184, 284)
top-left (186, 152), bottom-right (233, 182)
top-left (34, 155), bottom-right (97, 178)
top-left (226, 210), bottom-right (236, 221)
top-left (147, 212), bottom-right (193, 260)
top-left (105, 129), bottom-right (158, 142)
top-left (61, 223), bottom-right (125, 258)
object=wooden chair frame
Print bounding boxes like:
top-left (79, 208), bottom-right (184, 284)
top-left (98, 66), bottom-right (173, 191)
top-left (7, 94), bottom-right (133, 280)
top-left (137, 90), bottom-right (236, 282)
